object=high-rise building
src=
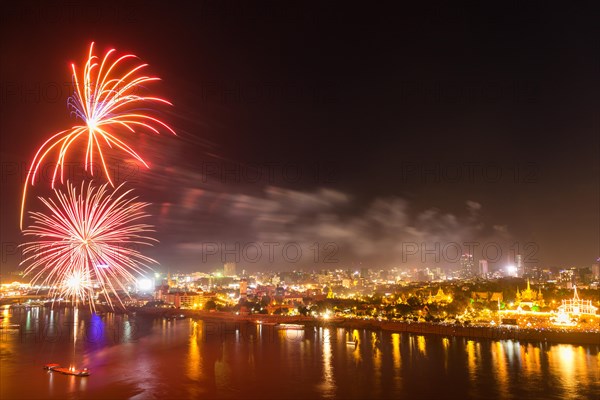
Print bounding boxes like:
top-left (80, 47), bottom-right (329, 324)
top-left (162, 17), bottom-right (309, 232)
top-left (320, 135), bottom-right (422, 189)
top-left (360, 267), bottom-right (369, 279)
top-left (460, 254), bottom-right (474, 277)
top-left (224, 262), bottom-right (237, 277)
top-left (591, 263), bottom-right (600, 279)
top-left (516, 254), bottom-right (523, 277)
top-left (478, 260), bottom-right (488, 277)
top-left (239, 279), bottom-right (248, 299)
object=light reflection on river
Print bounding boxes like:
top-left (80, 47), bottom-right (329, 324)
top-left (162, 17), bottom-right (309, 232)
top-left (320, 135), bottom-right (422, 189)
top-left (1, 307), bottom-right (598, 399)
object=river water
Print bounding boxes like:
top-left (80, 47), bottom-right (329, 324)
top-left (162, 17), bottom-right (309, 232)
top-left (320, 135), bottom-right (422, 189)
top-left (1, 307), bottom-right (598, 399)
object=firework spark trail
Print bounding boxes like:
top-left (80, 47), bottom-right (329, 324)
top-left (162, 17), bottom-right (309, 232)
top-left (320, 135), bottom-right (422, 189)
top-left (20, 181), bottom-right (157, 309)
top-left (20, 42), bottom-right (175, 228)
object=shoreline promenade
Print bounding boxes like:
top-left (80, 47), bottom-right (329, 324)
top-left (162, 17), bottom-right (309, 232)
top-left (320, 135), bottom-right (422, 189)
top-left (131, 307), bottom-right (600, 346)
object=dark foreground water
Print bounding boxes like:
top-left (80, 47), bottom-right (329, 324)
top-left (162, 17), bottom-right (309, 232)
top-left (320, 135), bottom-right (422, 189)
top-left (1, 307), bottom-right (598, 399)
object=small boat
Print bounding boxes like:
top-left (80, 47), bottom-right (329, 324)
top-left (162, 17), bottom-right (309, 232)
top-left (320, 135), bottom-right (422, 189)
top-left (275, 323), bottom-right (304, 330)
top-left (43, 363), bottom-right (60, 371)
top-left (53, 367), bottom-right (90, 377)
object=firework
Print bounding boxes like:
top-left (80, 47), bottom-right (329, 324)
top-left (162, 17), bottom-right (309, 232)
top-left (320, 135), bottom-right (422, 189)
top-left (20, 181), bottom-right (157, 308)
top-left (60, 269), bottom-right (94, 305)
top-left (20, 42), bottom-right (175, 228)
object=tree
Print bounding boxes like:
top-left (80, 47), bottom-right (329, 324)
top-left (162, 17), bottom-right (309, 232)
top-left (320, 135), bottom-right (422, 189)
top-left (407, 296), bottom-right (421, 308)
top-left (274, 308), bottom-right (288, 315)
top-left (204, 300), bottom-right (217, 311)
top-left (260, 296), bottom-right (271, 307)
top-left (395, 303), bottom-right (412, 317)
top-left (298, 306), bottom-right (309, 316)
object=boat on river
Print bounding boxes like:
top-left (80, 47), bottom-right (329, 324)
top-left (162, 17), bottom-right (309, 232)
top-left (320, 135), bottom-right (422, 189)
top-left (53, 367), bottom-right (90, 377)
top-left (275, 323), bottom-right (304, 330)
top-left (254, 320), bottom-right (277, 326)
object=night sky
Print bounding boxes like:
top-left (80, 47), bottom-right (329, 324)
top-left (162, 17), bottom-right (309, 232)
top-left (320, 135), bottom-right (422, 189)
top-left (1, 1), bottom-right (598, 274)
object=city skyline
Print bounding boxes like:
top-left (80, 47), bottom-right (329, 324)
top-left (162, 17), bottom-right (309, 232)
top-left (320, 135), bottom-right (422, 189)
top-left (1, 2), bottom-right (598, 273)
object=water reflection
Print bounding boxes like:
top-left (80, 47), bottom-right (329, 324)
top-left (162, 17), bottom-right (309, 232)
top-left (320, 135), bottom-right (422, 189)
top-left (87, 313), bottom-right (106, 348)
top-left (47, 367), bottom-right (54, 394)
top-left (214, 342), bottom-right (231, 392)
top-left (465, 339), bottom-right (481, 397)
top-left (417, 335), bottom-right (426, 356)
top-left (372, 332), bottom-right (382, 398)
top-left (352, 338), bottom-right (362, 365)
top-left (466, 340), bottom-right (475, 380)
top-left (1, 308), bottom-right (599, 400)
top-left (548, 344), bottom-right (591, 393)
top-left (442, 337), bottom-right (449, 372)
top-left (520, 343), bottom-right (541, 383)
top-left (391, 333), bottom-right (402, 390)
top-left (492, 341), bottom-right (510, 397)
top-left (485, 340), bottom-right (600, 399)
top-left (408, 334), bottom-right (427, 357)
top-left (392, 333), bottom-right (401, 369)
top-left (187, 321), bottom-right (201, 381)
top-left (321, 328), bottom-right (335, 397)
top-left (73, 308), bottom-right (78, 347)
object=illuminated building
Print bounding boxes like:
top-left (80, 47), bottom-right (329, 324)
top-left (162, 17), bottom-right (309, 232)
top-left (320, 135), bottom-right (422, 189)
top-left (516, 254), bottom-right (523, 277)
top-left (239, 279), bottom-right (248, 299)
top-left (559, 269), bottom-right (575, 287)
top-left (515, 279), bottom-right (544, 310)
top-left (426, 287), bottom-right (453, 304)
top-left (471, 291), bottom-right (503, 302)
top-left (460, 254), bottom-right (474, 277)
top-left (326, 286), bottom-right (334, 299)
top-left (478, 260), bottom-right (488, 277)
top-left (224, 262), bottom-right (237, 277)
top-left (557, 286), bottom-right (598, 316)
top-left (592, 263), bottom-right (600, 280)
top-left (160, 291), bottom-right (206, 308)
top-left (166, 268), bottom-right (176, 287)
top-left (266, 294), bottom-right (304, 314)
top-left (360, 268), bottom-right (369, 279)
top-left (154, 284), bottom-right (170, 300)
top-left (551, 311), bottom-right (577, 326)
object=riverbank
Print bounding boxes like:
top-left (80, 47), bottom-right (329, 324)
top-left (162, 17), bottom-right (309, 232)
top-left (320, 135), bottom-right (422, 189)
top-left (130, 307), bottom-right (600, 346)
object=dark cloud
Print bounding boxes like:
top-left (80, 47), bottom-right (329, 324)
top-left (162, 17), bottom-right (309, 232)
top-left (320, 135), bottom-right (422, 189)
top-left (159, 181), bottom-right (513, 271)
